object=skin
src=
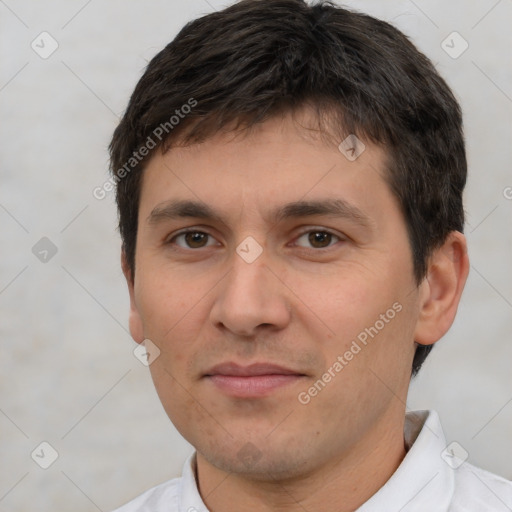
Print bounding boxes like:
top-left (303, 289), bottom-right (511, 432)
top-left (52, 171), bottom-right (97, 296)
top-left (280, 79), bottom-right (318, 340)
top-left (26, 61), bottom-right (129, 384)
top-left (122, 109), bottom-right (469, 512)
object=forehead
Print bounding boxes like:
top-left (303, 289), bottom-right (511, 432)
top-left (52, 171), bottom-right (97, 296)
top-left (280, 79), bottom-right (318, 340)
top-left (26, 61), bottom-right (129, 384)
top-left (138, 112), bottom-right (399, 232)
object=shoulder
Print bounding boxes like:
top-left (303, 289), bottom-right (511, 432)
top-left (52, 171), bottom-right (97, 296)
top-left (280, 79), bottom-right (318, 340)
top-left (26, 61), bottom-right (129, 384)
top-left (111, 477), bottom-right (181, 512)
top-left (450, 461), bottom-right (512, 511)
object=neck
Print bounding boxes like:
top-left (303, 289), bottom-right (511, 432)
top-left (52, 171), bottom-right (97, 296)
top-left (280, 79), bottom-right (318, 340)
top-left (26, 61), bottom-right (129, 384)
top-left (195, 409), bottom-right (407, 512)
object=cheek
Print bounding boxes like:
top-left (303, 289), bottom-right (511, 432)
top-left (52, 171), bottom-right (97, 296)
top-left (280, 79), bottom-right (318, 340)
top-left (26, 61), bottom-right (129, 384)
top-left (147, 362), bottom-right (207, 438)
top-left (295, 270), bottom-right (385, 335)
top-left (298, 267), bottom-right (412, 366)
top-left (136, 269), bottom-right (192, 336)
top-left (135, 275), bottom-right (202, 391)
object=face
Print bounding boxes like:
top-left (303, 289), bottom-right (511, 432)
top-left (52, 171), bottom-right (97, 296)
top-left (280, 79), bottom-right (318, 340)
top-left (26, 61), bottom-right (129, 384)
top-left (126, 111), bottom-right (423, 480)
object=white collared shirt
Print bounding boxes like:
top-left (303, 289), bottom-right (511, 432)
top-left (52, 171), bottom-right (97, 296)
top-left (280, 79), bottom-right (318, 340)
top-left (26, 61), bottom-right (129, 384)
top-left (112, 410), bottom-right (512, 511)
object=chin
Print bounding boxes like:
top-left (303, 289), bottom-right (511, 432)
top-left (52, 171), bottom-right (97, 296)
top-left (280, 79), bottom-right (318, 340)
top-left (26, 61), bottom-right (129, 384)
top-left (198, 439), bottom-right (314, 482)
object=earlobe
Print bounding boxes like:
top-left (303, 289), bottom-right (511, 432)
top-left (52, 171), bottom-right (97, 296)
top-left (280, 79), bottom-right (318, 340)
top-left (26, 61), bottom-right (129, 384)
top-left (413, 231), bottom-right (469, 346)
top-left (121, 250), bottom-right (145, 344)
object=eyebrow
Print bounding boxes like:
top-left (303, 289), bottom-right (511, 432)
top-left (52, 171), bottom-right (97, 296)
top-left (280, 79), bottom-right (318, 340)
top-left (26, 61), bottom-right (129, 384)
top-left (147, 198), bottom-right (373, 229)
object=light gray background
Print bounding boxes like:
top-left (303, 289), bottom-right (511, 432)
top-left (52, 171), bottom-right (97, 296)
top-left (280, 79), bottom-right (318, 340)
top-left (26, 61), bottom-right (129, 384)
top-left (1, 0), bottom-right (511, 510)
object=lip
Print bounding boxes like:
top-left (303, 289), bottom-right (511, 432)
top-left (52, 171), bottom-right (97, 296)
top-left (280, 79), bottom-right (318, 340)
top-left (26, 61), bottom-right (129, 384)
top-left (204, 362), bottom-right (306, 398)
top-left (205, 362), bottom-right (303, 377)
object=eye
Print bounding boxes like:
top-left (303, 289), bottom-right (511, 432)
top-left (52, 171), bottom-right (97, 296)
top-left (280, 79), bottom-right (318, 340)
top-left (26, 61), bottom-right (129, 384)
top-left (166, 228), bottom-right (344, 252)
top-left (167, 230), bottom-right (218, 249)
top-left (294, 229), bottom-right (344, 250)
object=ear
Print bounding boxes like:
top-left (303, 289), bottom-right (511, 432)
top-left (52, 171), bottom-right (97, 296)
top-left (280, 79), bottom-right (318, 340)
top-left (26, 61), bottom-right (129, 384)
top-left (121, 250), bottom-right (145, 344)
top-left (413, 231), bottom-right (469, 346)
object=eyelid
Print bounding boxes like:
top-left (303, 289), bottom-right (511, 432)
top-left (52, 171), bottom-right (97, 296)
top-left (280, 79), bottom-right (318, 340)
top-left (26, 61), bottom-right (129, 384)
top-left (294, 226), bottom-right (345, 239)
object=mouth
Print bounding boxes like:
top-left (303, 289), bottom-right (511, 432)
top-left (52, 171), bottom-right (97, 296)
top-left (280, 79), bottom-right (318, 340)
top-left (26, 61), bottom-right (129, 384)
top-left (203, 362), bottom-right (307, 398)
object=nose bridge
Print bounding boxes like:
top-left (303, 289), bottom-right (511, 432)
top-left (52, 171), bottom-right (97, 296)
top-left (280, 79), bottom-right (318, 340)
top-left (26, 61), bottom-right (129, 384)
top-left (209, 240), bottom-right (290, 336)
top-left (225, 243), bottom-right (273, 312)
top-left (231, 250), bottom-right (267, 296)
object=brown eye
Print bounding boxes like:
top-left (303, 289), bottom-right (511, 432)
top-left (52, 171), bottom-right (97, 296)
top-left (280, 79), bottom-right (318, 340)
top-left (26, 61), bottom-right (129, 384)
top-left (295, 230), bottom-right (342, 250)
top-left (309, 231), bottom-right (332, 248)
top-left (184, 232), bottom-right (208, 248)
top-left (170, 230), bottom-right (217, 249)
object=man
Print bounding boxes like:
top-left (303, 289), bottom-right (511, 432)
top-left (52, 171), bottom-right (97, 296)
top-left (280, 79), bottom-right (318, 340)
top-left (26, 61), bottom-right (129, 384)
top-left (109, 1), bottom-right (512, 510)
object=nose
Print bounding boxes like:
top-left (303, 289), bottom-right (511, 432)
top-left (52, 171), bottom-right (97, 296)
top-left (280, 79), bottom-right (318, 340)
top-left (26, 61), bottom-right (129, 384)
top-left (209, 248), bottom-right (292, 337)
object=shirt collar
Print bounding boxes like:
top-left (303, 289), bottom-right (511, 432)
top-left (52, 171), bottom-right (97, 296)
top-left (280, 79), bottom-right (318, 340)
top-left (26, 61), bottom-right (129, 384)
top-left (178, 451), bottom-right (210, 512)
top-left (178, 410), bottom-right (454, 512)
top-left (357, 409), bottom-right (454, 511)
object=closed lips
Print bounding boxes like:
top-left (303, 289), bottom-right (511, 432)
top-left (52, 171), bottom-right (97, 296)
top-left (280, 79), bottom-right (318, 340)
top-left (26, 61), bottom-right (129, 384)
top-left (202, 362), bottom-right (307, 398)
top-left (204, 362), bottom-right (305, 377)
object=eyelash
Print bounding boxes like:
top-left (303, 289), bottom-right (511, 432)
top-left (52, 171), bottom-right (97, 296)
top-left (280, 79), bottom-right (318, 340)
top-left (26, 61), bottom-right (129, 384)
top-left (166, 228), bottom-right (345, 252)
